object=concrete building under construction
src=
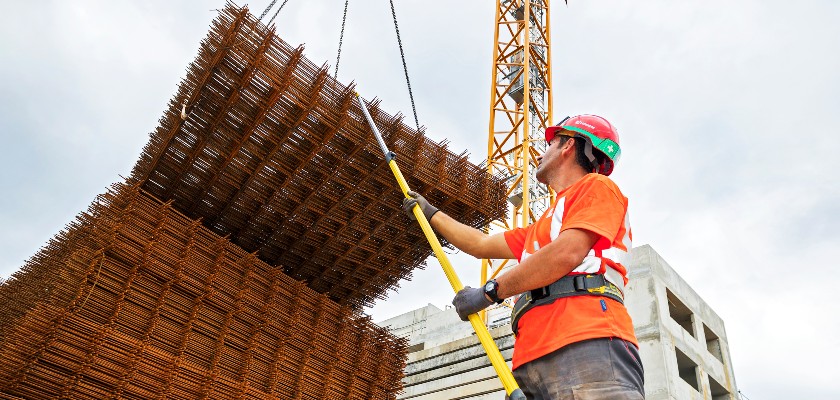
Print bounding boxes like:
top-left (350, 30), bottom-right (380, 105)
top-left (380, 245), bottom-right (740, 400)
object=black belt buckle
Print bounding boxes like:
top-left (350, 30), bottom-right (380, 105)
top-left (573, 275), bottom-right (587, 291)
top-left (573, 274), bottom-right (606, 292)
top-left (530, 286), bottom-right (549, 303)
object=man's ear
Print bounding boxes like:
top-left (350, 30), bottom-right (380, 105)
top-left (561, 137), bottom-right (576, 154)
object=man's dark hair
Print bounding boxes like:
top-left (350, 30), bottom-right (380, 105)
top-left (556, 135), bottom-right (601, 173)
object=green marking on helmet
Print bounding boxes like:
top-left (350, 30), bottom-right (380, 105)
top-left (569, 130), bottom-right (621, 161)
top-left (595, 138), bottom-right (621, 160)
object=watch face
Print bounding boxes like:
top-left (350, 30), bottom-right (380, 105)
top-left (485, 281), bottom-right (495, 292)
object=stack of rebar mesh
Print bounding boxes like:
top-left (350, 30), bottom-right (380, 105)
top-left (0, 3), bottom-right (506, 399)
top-left (0, 184), bottom-right (406, 399)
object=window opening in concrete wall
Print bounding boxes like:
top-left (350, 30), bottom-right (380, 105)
top-left (704, 323), bottom-right (724, 363)
top-left (407, 342), bottom-right (425, 353)
top-left (708, 373), bottom-right (730, 400)
top-left (675, 346), bottom-right (701, 392)
top-left (490, 316), bottom-right (511, 329)
top-left (667, 288), bottom-right (696, 338)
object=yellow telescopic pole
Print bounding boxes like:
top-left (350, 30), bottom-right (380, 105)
top-left (355, 93), bottom-right (525, 400)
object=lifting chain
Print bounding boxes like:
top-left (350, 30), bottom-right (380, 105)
top-left (389, 0), bottom-right (421, 133)
top-left (259, 0), bottom-right (279, 20)
top-left (334, 0), bottom-right (350, 79)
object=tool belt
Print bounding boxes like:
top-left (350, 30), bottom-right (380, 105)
top-left (511, 274), bottom-right (624, 335)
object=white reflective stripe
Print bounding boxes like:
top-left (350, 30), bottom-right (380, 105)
top-left (602, 247), bottom-right (631, 269)
top-left (569, 250), bottom-right (626, 294)
top-left (550, 198), bottom-right (565, 240)
top-left (517, 241), bottom-right (540, 263)
top-left (520, 250), bottom-right (530, 262)
top-left (622, 210), bottom-right (632, 250)
top-left (571, 250), bottom-right (601, 274)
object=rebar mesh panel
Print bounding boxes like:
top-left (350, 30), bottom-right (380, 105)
top-left (0, 183), bottom-right (407, 400)
top-left (129, 3), bottom-right (508, 309)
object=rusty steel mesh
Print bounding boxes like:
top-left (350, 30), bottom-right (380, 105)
top-left (0, 3), bottom-right (507, 398)
top-left (0, 183), bottom-right (407, 399)
top-left (128, 3), bottom-right (507, 310)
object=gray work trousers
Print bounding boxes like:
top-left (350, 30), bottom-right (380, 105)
top-left (508, 337), bottom-right (645, 400)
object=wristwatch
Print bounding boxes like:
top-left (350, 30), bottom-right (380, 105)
top-left (484, 279), bottom-right (504, 304)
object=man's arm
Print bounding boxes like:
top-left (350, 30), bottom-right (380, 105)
top-left (451, 226), bottom-right (599, 321)
top-left (494, 227), bottom-right (599, 299)
top-left (429, 212), bottom-right (515, 260)
top-left (402, 191), bottom-right (514, 260)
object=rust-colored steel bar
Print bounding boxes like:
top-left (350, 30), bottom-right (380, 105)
top-left (0, 183), bottom-right (407, 400)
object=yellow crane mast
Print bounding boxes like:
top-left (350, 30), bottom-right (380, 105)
top-left (481, 0), bottom-right (554, 322)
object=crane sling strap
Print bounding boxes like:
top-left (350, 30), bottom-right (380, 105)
top-left (511, 273), bottom-right (624, 335)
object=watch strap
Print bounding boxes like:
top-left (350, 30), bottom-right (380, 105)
top-left (485, 279), bottom-right (504, 304)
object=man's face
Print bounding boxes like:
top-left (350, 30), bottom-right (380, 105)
top-left (535, 134), bottom-right (567, 184)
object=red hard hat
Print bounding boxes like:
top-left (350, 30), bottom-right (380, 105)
top-left (544, 114), bottom-right (621, 176)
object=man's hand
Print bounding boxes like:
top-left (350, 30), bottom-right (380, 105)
top-left (402, 191), bottom-right (439, 221)
top-left (452, 286), bottom-right (493, 321)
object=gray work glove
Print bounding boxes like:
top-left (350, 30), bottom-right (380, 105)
top-left (402, 191), bottom-right (439, 221)
top-left (452, 286), bottom-right (493, 322)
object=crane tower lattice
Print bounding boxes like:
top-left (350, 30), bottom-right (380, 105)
top-left (481, 0), bottom-right (554, 323)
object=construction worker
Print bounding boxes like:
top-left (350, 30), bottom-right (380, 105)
top-left (403, 115), bottom-right (643, 399)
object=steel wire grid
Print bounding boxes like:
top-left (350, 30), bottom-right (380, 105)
top-left (0, 4), bottom-right (505, 397)
top-left (128, 3), bottom-right (507, 310)
top-left (0, 183), bottom-right (407, 400)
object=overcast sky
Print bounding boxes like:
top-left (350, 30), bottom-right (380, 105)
top-left (2, 1), bottom-right (839, 398)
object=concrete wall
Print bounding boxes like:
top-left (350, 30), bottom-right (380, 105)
top-left (379, 244), bottom-right (740, 400)
top-left (628, 245), bottom-right (739, 400)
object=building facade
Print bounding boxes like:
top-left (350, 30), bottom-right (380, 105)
top-left (378, 245), bottom-right (740, 399)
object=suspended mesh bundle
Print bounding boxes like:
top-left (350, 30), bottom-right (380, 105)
top-left (129, 2), bottom-right (507, 309)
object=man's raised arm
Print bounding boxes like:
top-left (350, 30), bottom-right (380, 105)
top-left (402, 191), bottom-right (514, 260)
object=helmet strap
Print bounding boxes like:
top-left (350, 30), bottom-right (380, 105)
top-left (578, 136), bottom-right (598, 172)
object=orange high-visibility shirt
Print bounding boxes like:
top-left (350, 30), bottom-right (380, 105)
top-left (503, 173), bottom-right (637, 369)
